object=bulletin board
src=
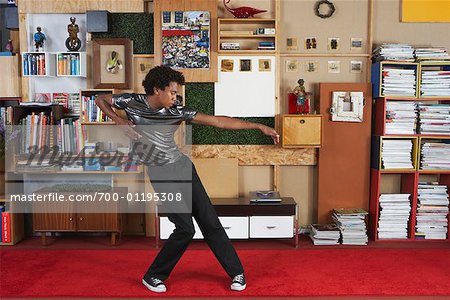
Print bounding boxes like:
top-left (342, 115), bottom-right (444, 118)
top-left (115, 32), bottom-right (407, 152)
top-left (402, 0), bottom-right (450, 22)
top-left (214, 56), bottom-right (276, 117)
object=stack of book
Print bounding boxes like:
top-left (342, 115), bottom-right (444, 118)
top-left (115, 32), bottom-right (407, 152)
top-left (385, 101), bottom-right (417, 134)
top-left (372, 44), bottom-right (415, 62)
top-left (0, 205), bottom-right (12, 243)
top-left (257, 42), bottom-right (275, 51)
top-left (416, 182), bottom-right (449, 239)
top-left (378, 194), bottom-right (411, 239)
top-left (332, 209), bottom-right (368, 245)
top-left (414, 47), bottom-right (449, 61)
top-left (309, 224), bottom-right (340, 245)
top-left (382, 66), bottom-right (416, 97)
top-left (420, 70), bottom-right (450, 97)
top-left (418, 103), bottom-right (450, 135)
top-left (420, 141), bottom-right (450, 170)
top-left (381, 139), bottom-right (414, 169)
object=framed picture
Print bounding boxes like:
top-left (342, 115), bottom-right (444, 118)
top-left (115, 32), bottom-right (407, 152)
top-left (286, 60), bottom-right (298, 72)
top-left (240, 59), bottom-right (252, 72)
top-left (328, 38), bottom-right (340, 51)
top-left (328, 61), bottom-right (340, 73)
top-left (305, 37), bottom-right (317, 50)
top-left (221, 59), bottom-right (234, 72)
top-left (286, 37), bottom-right (298, 51)
top-left (350, 61), bottom-right (363, 73)
top-left (351, 38), bottom-right (363, 50)
top-left (259, 59), bottom-right (271, 72)
top-left (305, 61), bottom-right (318, 73)
top-left (93, 38), bottom-right (132, 89)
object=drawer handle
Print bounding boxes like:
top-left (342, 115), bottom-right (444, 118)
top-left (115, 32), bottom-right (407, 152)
top-left (266, 225), bottom-right (277, 229)
top-left (299, 120), bottom-right (305, 124)
top-left (69, 217), bottom-right (73, 221)
top-left (79, 217), bottom-right (84, 221)
top-left (223, 226), bottom-right (232, 230)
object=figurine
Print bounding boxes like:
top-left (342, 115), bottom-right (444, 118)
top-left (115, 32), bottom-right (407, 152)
top-left (65, 17), bottom-right (81, 51)
top-left (5, 39), bottom-right (13, 53)
top-left (290, 79), bottom-right (311, 114)
top-left (34, 27), bottom-right (46, 51)
top-left (223, 0), bottom-right (267, 18)
top-left (106, 51), bottom-right (123, 73)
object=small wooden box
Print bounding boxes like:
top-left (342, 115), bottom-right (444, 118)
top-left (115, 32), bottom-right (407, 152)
top-left (281, 115), bottom-right (322, 148)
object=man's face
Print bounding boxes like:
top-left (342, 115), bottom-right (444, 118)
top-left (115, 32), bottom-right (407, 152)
top-left (156, 81), bottom-right (178, 109)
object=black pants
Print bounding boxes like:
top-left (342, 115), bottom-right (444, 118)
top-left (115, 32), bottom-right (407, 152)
top-left (145, 155), bottom-right (244, 281)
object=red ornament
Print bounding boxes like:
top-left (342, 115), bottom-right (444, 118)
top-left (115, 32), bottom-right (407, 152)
top-left (223, 0), bottom-right (267, 18)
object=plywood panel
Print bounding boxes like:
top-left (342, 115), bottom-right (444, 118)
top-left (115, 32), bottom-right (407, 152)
top-left (18, 0), bottom-right (144, 13)
top-left (192, 158), bottom-right (239, 198)
top-left (239, 166), bottom-right (272, 197)
top-left (192, 145), bottom-right (317, 166)
top-left (402, 0), bottom-right (450, 22)
top-left (0, 56), bottom-right (21, 97)
top-left (317, 83), bottom-right (372, 223)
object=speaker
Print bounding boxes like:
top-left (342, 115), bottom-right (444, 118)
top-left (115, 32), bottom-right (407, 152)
top-left (87, 10), bottom-right (109, 33)
top-left (5, 6), bottom-right (18, 29)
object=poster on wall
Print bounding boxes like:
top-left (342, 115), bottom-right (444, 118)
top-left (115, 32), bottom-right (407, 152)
top-left (161, 11), bottom-right (210, 69)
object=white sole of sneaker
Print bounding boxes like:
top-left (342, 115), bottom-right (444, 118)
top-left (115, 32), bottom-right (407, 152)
top-left (142, 279), bottom-right (167, 293)
top-left (231, 283), bottom-right (246, 291)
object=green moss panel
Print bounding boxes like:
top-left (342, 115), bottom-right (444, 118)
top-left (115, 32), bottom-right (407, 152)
top-left (185, 83), bottom-right (275, 145)
top-left (92, 13), bottom-right (154, 54)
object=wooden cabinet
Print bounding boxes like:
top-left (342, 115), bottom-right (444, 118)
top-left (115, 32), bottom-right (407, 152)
top-left (281, 115), bottom-right (322, 148)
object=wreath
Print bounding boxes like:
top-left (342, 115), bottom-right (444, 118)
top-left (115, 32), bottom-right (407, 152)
top-left (314, 0), bottom-right (336, 19)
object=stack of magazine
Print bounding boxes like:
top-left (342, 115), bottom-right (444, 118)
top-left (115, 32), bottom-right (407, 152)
top-left (372, 44), bottom-right (415, 62)
top-left (378, 194), bottom-right (411, 239)
top-left (420, 70), bottom-right (450, 97)
top-left (309, 224), bottom-right (340, 245)
top-left (381, 139), bottom-right (414, 170)
top-left (415, 47), bottom-right (449, 61)
top-left (420, 141), bottom-right (450, 170)
top-left (418, 103), bottom-right (450, 135)
top-left (332, 209), bottom-right (368, 245)
top-left (381, 66), bottom-right (416, 97)
top-left (385, 101), bottom-right (417, 134)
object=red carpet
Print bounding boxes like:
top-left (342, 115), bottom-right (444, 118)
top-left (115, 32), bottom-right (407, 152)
top-left (1, 248), bottom-right (450, 297)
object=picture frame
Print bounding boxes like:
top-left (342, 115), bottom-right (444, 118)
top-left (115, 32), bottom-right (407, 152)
top-left (240, 59), bottom-right (252, 72)
top-left (259, 59), bottom-right (271, 72)
top-left (221, 59), bottom-right (234, 72)
top-left (328, 37), bottom-right (340, 51)
top-left (286, 37), bottom-right (298, 51)
top-left (305, 61), bottom-right (319, 73)
top-left (351, 38), bottom-right (363, 51)
top-left (92, 38), bottom-right (132, 89)
top-left (286, 60), bottom-right (298, 72)
top-left (350, 61), bottom-right (363, 73)
top-left (305, 37), bottom-right (317, 50)
top-left (328, 61), bottom-right (340, 73)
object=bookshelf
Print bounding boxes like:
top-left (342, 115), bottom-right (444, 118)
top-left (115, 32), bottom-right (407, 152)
top-left (370, 96), bottom-right (450, 242)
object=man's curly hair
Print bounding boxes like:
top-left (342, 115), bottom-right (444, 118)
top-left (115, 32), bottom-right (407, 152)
top-left (142, 65), bottom-right (185, 95)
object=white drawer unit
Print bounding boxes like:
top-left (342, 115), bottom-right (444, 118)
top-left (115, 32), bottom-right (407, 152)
top-left (159, 216), bottom-right (249, 240)
top-left (249, 216), bottom-right (294, 238)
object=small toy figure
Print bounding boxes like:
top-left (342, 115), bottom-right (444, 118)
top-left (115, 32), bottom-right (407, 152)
top-left (290, 79), bottom-right (311, 114)
top-left (66, 17), bottom-right (81, 51)
top-left (106, 51), bottom-right (123, 73)
top-left (34, 27), bottom-right (46, 51)
top-left (5, 39), bottom-right (14, 53)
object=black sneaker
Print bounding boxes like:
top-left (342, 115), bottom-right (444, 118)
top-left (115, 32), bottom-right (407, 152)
top-left (142, 276), bottom-right (166, 293)
top-left (230, 273), bottom-right (246, 291)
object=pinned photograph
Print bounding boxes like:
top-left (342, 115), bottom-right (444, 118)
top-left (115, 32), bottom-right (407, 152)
top-left (240, 59), bottom-right (252, 72)
top-left (286, 60), bottom-right (298, 72)
top-left (305, 37), bottom-right (317, 50)
top-left (328, 61), bottom-right (340, 73)
top-left (328, 38), bottom-right (340, 51)
top-left (259, 59), bottom-right (271, 72)
top-left (351, 38), bottom-right (363, 50)
top-left (286, 37), bottom-right (298, 51)
top-left (305, 61), bottom-right (318, 73)
top-left (221, 59), bottom-right (234, 72)
top-left (350, 61), bottom-right (363, 73)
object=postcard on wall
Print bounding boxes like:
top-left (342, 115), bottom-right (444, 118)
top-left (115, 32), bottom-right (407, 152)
top-left (305, 61), bottom-right (318, 73)
top-left (285, 60), bottom-right (298, 72)
top-left (286, 37), bottom-right (298, 51)
top-left (351, 38), bottom-right (363, 51)
top-left (221, 59), bottom-right (234, 72)
top-left (328, 61), bottom-right (340, 73)
top-left (328, 37), bottom-right (340, 51)
top-left (305, 37), bottom-right (317, 50)
top-left (259, 59), bottom-right (271, 72)
top-left (350, 61), bottom-right (363, 73)
top-left (240, 59), bottom-right (252, 72)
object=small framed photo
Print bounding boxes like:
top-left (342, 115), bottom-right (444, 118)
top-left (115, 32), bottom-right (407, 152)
top-left (285, 60), bottom-right (298, 72)
top-left (328, 38), bottom-right (340, 51)
top-left (286, 37), bottom-right (298, 51)
top-left (221, 59), bottom-right (234, 72)
top-left (351, 38), bottom-right (363, 50)
top-left (305, 37), bottom-right (317, 50)
top-left (259, 59), bottom-right (271, 72)
top-left (305, 61), bottom-right (319, 73)
top-left (240, 59), bottom-right (252, 72)
top-left (328, 61), bottom-right (340, 73)
top-left (350, 61), bottom-right (363, 73)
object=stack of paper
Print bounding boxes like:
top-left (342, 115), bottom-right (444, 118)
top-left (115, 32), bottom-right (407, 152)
top-left (332, 208), bottom-right (368, 245)
top-left (420, 70), bottom-right (450, 97)
top-left (309, 224), bottom-right (340, 245)
top-left (382, 67), bottom-right (416, 97)
top-left (415, 47), bottom-right (449, 61)
top-left (418, 103), bottom-right (450, 135)
top-left (378, 194), bottom-right (411, 239)
top-left (420, 142), bottom-right (450, 170)
top-left (416, 182), bottom-right (449, 239)
top-left (382, 139), bottom-right (414, 169)
top-left (385, 101), bottom-right (417, 134)
top-left (372, 44), bottom-right (415, 62)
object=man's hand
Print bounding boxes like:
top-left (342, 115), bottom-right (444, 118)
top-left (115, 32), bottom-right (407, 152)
top-left (115, 118), bottom-right (142, 140)
top-left (260, 125), bottom-right (280, 144)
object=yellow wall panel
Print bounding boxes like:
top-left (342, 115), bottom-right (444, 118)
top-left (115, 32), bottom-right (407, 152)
top-left (402, 0), bottom-right (450, 22)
